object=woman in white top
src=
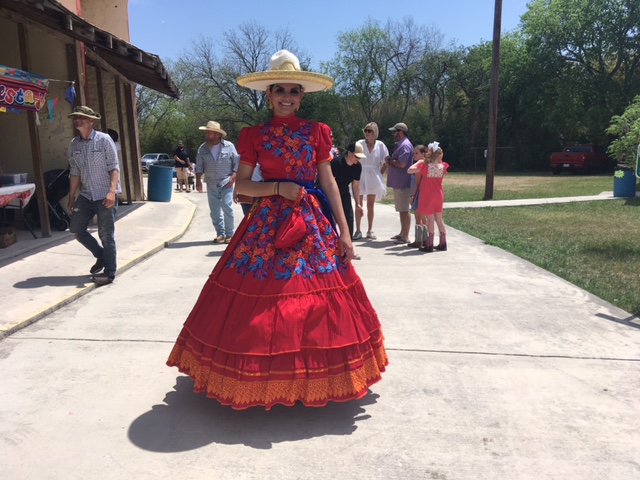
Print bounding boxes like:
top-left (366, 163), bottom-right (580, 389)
top-left (353, 122), bottom-right (389, 240)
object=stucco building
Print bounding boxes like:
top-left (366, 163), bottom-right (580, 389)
top-left (0, 0), bottom-right (178, 236)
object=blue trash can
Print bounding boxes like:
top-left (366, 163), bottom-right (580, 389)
top-left (613, 169), bottom-right (637, 198)
top-left (147, 165), bottom-right (173, 202)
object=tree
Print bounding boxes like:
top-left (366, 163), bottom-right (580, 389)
top-left (323, 19), bottom-right (394, 123)
top-left (177, 22), bottom-right (308, 132)
top-left (606, 95), bottom-right (640, 168)
top-left (521, 0), bottom-right (640, 144)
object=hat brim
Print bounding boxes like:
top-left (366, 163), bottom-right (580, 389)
top-left (237, 71), bottom-right (334, 92)
top-left (68, 112), bottom-right (101, 120)
top-left (198, 126), bottom-right (227, 137)
top-left (354, 153), bottom-right (366, 159)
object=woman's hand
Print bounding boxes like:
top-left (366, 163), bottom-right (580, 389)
top-left (278, 182), bottom-right (303, 201)
top-left (339, 231), bottom-right (354, 263)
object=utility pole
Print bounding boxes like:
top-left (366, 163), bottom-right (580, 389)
top-left (484, 0), bottom-right (503, 200)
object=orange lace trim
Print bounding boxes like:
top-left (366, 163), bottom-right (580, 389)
top-left (168, 344), bottom-right (388, 410)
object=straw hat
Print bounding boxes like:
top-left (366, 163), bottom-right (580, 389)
top-left (68, 105), bottom-right (101, 120)
top-left (198, 120), bottom-right (227, 137)
top-left (236, 50), bottom-right (334, 93)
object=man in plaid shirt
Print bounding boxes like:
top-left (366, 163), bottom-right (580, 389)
top-left (67, 106), bottom-right (121, 286)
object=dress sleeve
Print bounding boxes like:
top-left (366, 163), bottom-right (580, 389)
top-left (378, 141), bottom-right (389, 166)
top-left (237, 126), bottom-right (258, 168)
top-left (316, 123), bottom-right (333, 165)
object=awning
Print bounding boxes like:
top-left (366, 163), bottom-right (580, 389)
top-left (0, 0), bottom-right (179, 98)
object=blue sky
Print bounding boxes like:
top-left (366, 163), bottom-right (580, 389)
top-left (129, 0), bottom-right (532, 67)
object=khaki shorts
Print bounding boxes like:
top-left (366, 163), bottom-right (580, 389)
top-left (176, 168), bottom-right (189, 183)
top-left (393, 188), bottom-right (411, 212)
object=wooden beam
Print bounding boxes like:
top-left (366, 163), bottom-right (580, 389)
top-left (66, 43), bottom-right (80, 107)
top-left (17, 22), bottom-right (51, 237)
top-left (94, 62), bottom-right (108, 131)
top-left (124, 82), bottom-right (143, 200)
top-left (114, 76), bottom-right (132, 204)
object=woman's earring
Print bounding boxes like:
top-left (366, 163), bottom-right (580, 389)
top-left (268, 99), bottom-right (274, 110)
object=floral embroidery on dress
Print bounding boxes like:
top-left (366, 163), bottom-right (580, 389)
top-left (226, 196), bottom-right (344, 280)
top-left (260, 120), bottom-right (316, 181)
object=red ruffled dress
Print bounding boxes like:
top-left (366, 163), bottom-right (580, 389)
top-left (167, 114), bottom-right (388, 410)
top-left (416, 161), bottom-right (449, 215)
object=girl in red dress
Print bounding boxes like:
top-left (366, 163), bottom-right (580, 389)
top-left (166, 50), bottom-right (388, 410)
top-left (408, 142), bottom-right (449, 252)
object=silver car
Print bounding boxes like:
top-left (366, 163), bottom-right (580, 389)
top-left (140, 153), bottom-right (173, 172)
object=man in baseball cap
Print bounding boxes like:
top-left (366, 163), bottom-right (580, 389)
top-left (383, 121), bottom-right (413, 244)
top-left (389, 122), bottom-right (408, 133)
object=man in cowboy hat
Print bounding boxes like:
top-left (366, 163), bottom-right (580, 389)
top-left (67, 105), bottom-right (121, 286)
top-left (196, 120), bottom-right (240, 244)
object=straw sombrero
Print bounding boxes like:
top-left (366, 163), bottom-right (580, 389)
top-left (236, 50), bottom-right (334, 93)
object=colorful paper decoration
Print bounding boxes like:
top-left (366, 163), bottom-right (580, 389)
top-left (0, 65), bottom-right (49, 112)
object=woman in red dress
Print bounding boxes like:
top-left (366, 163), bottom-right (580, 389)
top-left (167, 50), bottom-right (388, 410)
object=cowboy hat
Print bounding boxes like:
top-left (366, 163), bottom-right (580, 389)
top-left (67, 105), bottom-right (101, 120)
top-left (198, 120), bottom-right (227, 137)
top-left (236, 50), bottom-right (334, 93)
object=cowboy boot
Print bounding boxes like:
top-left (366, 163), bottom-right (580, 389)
top-left (435, 232), bottom-right (447, 251)
top-left (420, 232), bottom-right (434, 253)
top-left (407, 225), bottom-right (422, 248)
top-left (419, 226), bottom-right (427, 248)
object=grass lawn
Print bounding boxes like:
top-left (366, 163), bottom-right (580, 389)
top-left (383, 172), bottom-right (640, 316)
top-left (381, 172), bottom-right (616, 204)
top-left (445, 199), bottom-right (640, 316)
top-left (443, 172), bottom-right (615, 202)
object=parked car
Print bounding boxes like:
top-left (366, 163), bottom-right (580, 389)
top-left (140, 153), bottom-right (173, 172)
top-left (549, 144), bottom-right (615, 174)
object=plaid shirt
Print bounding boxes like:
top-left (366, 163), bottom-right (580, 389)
top-left (196, 140), bottom-right (239, 188)
top-left (69, 130), bottom-right (121, 201)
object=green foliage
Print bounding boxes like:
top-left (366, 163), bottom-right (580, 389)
top-left (521, 0), bottom-right (640, 147)
top-left (607, 95), bottom-right (640, 168)
top-left (137, 2), bottom-right (640, 173)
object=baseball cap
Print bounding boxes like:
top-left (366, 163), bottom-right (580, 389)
top-left (389, 122), bottom-right (408, 133)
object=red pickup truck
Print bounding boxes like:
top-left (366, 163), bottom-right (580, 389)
top-left (550, 144), bottom-right (615, 174)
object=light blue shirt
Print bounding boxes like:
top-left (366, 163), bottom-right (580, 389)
top-left (196, 139), bottom-right (239, 188)
top-left (69, 129), bottom-right (121, 201)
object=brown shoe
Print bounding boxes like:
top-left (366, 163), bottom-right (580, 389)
top-left (213, 235), bottom-right (225, 244)
top-left (224, 236), bottom-right (233, 244)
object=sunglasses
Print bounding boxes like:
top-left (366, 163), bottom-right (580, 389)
top-left (364, 129), bottom-right (374, 133)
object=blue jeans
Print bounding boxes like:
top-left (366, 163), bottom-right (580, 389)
top-left (206, 184), bottom-right (234, 237)
top-left (69, 195), bottom-right (118, 276)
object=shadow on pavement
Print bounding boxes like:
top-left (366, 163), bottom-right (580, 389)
top-left (13, 275), bottom-right (92, 289)
top-left (596, 312), bottom-right (640, 330)
top-left (128, 376), bottom-right (378, 452)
